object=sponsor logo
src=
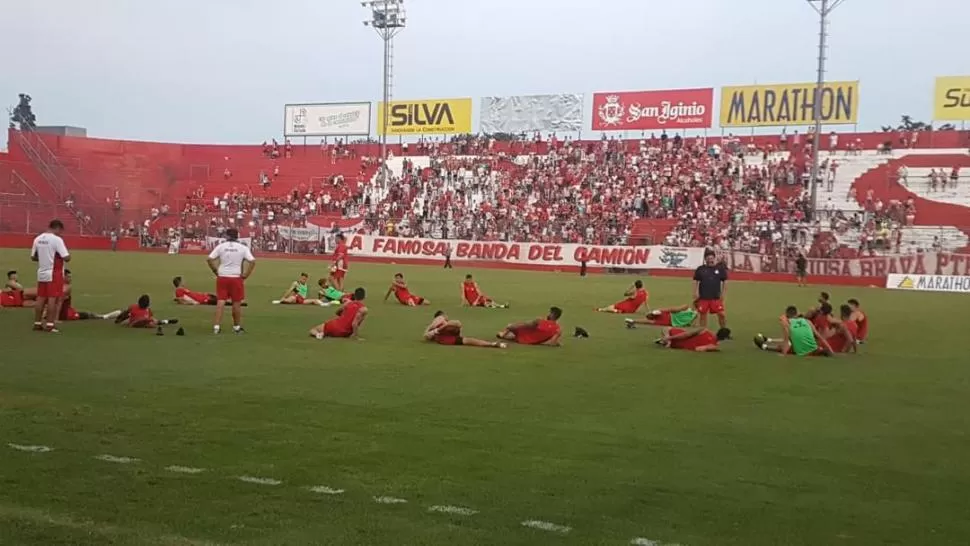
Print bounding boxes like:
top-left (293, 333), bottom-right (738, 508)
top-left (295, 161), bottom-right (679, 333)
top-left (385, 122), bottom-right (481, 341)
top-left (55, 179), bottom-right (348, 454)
top-left (378, 98), bottom-right (472, 135)
top-left (292, 107), bottom-right (308, 133)
top-left (719, 81), bottom-right (859, 127)
top-left (659, 247), bottom-right (689, 268)
top-left (933, 76), bottom-right (970, 121)
top-left (592, 89), bottom-right (713, 131)
top-left (284, 103), bottom-right (371, 136)
top-left (896, 276), bottom-right (915, 289)
top-left (887, 274), bottom-right (970, 293)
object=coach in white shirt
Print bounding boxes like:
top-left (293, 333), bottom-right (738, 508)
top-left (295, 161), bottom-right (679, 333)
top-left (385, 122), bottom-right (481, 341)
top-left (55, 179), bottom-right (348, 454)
top-left (206, 228), bottom-right (255, 334)
top-left (30, 219), bottom-right (70, 332)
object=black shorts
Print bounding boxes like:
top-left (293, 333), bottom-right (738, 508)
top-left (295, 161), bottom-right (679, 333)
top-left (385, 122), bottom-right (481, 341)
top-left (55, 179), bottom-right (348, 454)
top-left (796, 269), bottom-right (807, 277)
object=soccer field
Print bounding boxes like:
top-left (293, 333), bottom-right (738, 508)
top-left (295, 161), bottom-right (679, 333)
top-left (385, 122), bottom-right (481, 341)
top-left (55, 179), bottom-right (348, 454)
top-left (1, 249), bottom-right (968, 546)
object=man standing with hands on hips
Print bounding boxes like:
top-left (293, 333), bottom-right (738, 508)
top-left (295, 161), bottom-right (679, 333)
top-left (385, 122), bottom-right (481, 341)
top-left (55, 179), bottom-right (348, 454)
top-left (693, 249), bottom-right (727, 331)
top-left (30, 219), bottom-right (70, 332)
top-left (206, 228), bottom-right (255, 334)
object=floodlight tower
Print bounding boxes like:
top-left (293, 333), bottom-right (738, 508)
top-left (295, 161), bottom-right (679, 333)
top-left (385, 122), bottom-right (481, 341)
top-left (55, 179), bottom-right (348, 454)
top-left (362, 0), bottom-right (406, 184)
top-left (806, 0), bottom-right (846, 219)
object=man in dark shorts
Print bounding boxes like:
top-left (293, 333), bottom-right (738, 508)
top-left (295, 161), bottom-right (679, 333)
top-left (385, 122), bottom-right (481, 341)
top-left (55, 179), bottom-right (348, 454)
top-left (795, 253), bottom-right (808, 286)
top-left (692, 249), bottom-right (727, 330)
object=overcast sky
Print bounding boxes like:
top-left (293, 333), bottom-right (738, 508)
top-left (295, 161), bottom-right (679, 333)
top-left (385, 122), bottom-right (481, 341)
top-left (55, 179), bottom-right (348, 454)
top-left (2, 0), bottom-right (967, 148)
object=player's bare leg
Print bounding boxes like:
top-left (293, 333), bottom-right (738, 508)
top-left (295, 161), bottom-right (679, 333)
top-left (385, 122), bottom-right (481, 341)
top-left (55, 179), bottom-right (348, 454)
top-left (33, 295), bottom-right (47, 330)
top-left (462, 337), bottom-right (507, 348)
top-left (212, 300), bottom-right (226, 333)
top-left (698, 312), bottom-right (709, 328)
top-left (309, 323), bottom-right (326, 339)
top-left (716, 312), bottom-right (727, 329)
top-left (595, 305), bottom-right (619, 313)
top-left (43, 297), bottom-right (58, 332)
top-left (753, 333), bottom-right (785, 352)
top-left (231, 301), bottom-right (243, 333)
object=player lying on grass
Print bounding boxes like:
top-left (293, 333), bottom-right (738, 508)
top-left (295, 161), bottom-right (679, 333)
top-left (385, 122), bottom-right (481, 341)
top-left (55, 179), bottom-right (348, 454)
top-left (847, 298), bottom-right (869, 344)
top-left (309, 287), bottom-right (367, 340)
top-left (654, 327), bottom-right (731, 352)
top-left (424, 310), bottom-right (507, 348)
top-left (596, 280), bottom-right (648, 314)
top-left (384, 273), bottom-right (429, 306)
top-left (317, 277), bottom-right (352, 306)
top-left (461, 274), bottom-right (508, 308)
top-left (114, 295), bottom-right (179, 328)
top-left (272, 272), bottom-right (326, 305)
top-left (173, 276), bottom-right (247, 306)
top-left (753, 305), bottom-right (834, 356)
top-left (625, 303), bottom-right (698, 328)
top-left (496, 306), bottom-right (563, 346)
top-left (57, 269), bottom-right (121, 322)
top-left (0, 270), bottom-right (25, 307)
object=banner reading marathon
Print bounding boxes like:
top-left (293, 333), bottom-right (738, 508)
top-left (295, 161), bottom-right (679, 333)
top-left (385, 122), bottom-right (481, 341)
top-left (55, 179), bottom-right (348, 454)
top-left (933, 76), bottom-right (970, 121)
top-left (480, 94), bottom-right (583, 133)
top-left (719, 81), bottom-right (859, 127)
top-left (376, 98), bottom-right (473, 135)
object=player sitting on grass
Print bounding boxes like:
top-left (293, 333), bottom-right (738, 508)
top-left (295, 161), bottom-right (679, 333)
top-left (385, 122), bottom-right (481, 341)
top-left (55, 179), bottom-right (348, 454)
top-left (424, 310), bottom-right (507, 348)
top-left (824, 304), bottom-right (859, 354)
top-left (753, 305), bottom-right (834, 357)
top-left (804, 301), bottom-right (836, 337)
top-left (173, 276), bottom-right (246, 306)
top-left (309, 287), bottom-right (368, 340)
top-left (654, 327), bottom-right (731, 352)
top-left (596, 280), bottom-right (648, 314)
top-left (114, 295), bottom-right (178, 328)
top-left (626, 303), bottom-right (698, 328)
top-left (384, 273), bottom-right (429, 306)
top-left (317, 277), bottom-right (351, 306)
top-left (273, 273), bottom-right (326, 306)
top-left (461, 274), bottom-right (508, 308)
top-left (58, 269), bottom-right (121, 322)
top-left (1, 270), bottom-right (26, 308)
top-left (847, 298), bottom-right (869, 344)
top-left (496, 306), bottom-right (563, 346)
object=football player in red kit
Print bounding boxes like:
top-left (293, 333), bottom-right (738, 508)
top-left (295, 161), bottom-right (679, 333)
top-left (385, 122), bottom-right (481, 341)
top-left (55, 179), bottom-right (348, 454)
top-left (114, 295), bottom-right (178, 328)
top-left (384, 273), bottom-right (430, 306)
top-left (1, 270), bottom-right (25, 307)
top-left (461, 274), bottom-right (508, 308)
top-left (596, 280), bottom-right (648, 314)
top-left (825, 304), bottom-right (859, 353)
top-left (331, 233), bottom-right (349, 290)
top-left (497, 306), bottom-right (563, 346)
top-left (847, 298), bottom-right (869, 344)
top-left (58, 270), bottom-right (121, 321)
top-left (309, 287), bottom-right (368, 339)
top-left (655, 327), bottom-right (731, 352)
top-left (173, 276), bottom-right (233, 306)
top-left (424, 311), bottom-right (507, 348)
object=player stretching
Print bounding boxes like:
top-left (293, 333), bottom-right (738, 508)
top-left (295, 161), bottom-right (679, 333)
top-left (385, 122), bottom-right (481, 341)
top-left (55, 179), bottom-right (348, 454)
top-left (309, 287), bottom-right (368, 339)
top-left (384, 273), bottom-right (430, 306)
top-left (847, 298), bottom-right (869, 344)
top-left (753, 306), bottom-right (834, 356)
top-left (318, 277), bottom-right (351, 305)
top-left (825, 304), bottom-right (859, 354)
top-left (114, 295), bottom-right (178, 328)
top-left (273, 273), bottom-right (326, 305)
top-left (655, 327), bottom-right (732, 352)
top-left (424, 310), bottom-right (507, 348)
top-left (173, 276), bottom-right (246, 306)
top-left (626, 303), bottom-right (698, 328)
top-left (332, 233), bottom-right (349, 290)
top-left (206, 228), bottom-right (255, 334)
top-left (496, 306), bottom-right (563, 347)
top-left (693, 250), bottom-right (727, 329)
top-left (58, 270), bottom-right (121, 321)
top-left (805, 302), bottom-right (835, 337)
top-left (596, 280), bottom-right (649, 314)
top-left (1, 270), bottom-right (25, 308)
top-left (30, 219), bottom-right (70, 332)
top-left (461, 274), bottom-right (508, 308)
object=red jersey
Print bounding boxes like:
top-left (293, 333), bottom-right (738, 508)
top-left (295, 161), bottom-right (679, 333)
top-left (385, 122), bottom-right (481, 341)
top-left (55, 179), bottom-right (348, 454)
top-left (811, 313), bottom-right (831, 334)
top-left (854, 311), bottom-right (868, 340)
top-left (462, 281), bottom-right (482, 304)
top-left (333, 301), bottom-right (364, 330)
top-left (828, 320), bottom-right (859, 353)
top-left (627, 288), bottom-right (648, 307)
top-left (433, 323), bottom-right (462, 345)
top-left (394, 284), bottom-right (413, 304)
top-left (176, 286), bottom-right (209, 304)
top-left (58, 292), bottom-right (74, 320)
top-left (669, 328), bottom-right (718, 350)
top-left (333, 242), bottom-right (349, 271)
top-left (515, 319), bottom-right (560, 345)
top-left (127, 304), bottom-right (153, 323)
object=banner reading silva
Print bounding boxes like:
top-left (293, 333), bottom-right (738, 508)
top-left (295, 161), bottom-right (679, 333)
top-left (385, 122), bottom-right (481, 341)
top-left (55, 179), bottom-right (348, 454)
top-left (377, 98), bottom-right (472, 135)
top-left (886, 274), bottom-right (970, 293)
top-left (592, 88), bottom-right (713, 131)
top-left (719, 81), bottom-right (859, 127)
top-left (933, 76), bottom-right (970, 121)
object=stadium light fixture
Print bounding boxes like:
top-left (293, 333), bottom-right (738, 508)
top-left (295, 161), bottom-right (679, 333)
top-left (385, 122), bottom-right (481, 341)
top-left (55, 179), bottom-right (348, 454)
top-left (361, 0), bottom-right (407, 185)
top-left (805, 0), bottom-right (847, 220)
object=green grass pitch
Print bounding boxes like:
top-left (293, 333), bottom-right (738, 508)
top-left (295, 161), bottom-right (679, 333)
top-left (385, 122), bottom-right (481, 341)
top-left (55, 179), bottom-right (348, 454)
top-left (1, 249), bottom-right (969, 546)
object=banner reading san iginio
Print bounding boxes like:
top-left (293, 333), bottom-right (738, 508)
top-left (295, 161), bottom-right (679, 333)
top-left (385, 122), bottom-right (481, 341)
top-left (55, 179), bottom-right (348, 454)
top-left (592, 88), bottom-right (713, 131)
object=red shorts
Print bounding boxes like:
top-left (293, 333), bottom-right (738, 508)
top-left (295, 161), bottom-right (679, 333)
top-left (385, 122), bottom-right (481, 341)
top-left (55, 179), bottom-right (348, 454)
top-left (333, 269), bottom-right (346, 282)
top-left (696, 299), bottom-right (725, 314)
top-left (435, 334), bottom-right (463, 346)
top-left (613, 300), bottom-right (640, 314)
top-left (650, 311), bottom-right (672, 326)
top-left (469, 295), bottom-right (491, 307)
top-left (37, 279), bottom-right (65, 299)
top-left (63, 307), bottom-right (80, 321)
top-left (398, 295), bottom-right (424, 306)
top-left (785, 347), bottom-right (828, 356)
top-left (0, 291), bottom-right (24, 307)
top-left (294, 295), bottom-right (305, 304)
top-left (323, 320), bottom-right (352, 338)
top-left (216, 277), bottom-right (245, 301)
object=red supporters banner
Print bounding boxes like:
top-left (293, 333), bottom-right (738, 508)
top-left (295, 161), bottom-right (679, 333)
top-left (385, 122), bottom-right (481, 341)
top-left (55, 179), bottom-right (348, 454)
top-left (592, 88), bottom-right (714, 131)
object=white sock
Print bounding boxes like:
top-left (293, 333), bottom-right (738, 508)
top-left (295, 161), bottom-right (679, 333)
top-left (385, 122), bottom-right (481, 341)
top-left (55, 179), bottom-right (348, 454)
top-left (271, 300), bottom-right (281, 304)
top-left (213, 325), bottom-right (221, 333)
top-left (233, 325), bottom-right (242, 332)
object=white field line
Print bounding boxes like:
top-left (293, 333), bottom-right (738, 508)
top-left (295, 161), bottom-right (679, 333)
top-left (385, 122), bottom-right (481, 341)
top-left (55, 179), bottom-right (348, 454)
top-left (306, 486), bottom-right (345, 495)
top-left (237, 476), bottom-right (282, 486)
top-left (165, 465), bottom-right (207, 474)
top-left (7, 443), bottom-right (53, 453)
top-left (630, 539), bottom-right (660, 546)
top-left (521, 520), bottom-right (571, 534)
top-left (94, 454), bottom-right (140, 464)
top-left (373, 496), bottom-right (408, 505)
top-left (428, 505), bottom-right (478, 516)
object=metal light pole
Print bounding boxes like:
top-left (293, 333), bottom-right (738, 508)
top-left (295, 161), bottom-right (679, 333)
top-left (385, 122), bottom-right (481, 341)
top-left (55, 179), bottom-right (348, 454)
top-left (806, 0), bottom-right (846, 220)
top-left (362, 0), bottom-right (406, 185)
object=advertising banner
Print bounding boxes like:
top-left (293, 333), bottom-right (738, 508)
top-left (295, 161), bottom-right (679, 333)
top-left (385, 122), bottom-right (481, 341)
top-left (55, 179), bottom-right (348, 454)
top-left (886, 274), bottom-right (970, 293)
top-left (480, 94), bottom-right (583, 133)
top-left (592, 88), bottom-right (714, 131)
top-left (644, 246), bottom-right (705, 269)
top-left (717, 251), bottom-right (970, 278)
top-left (277, 220), bottom-right (363, 243)
top-left (932, 76), bottom-right (970, 121)
top-left (346, 234), bottom-right (652, 267)
top-left (719, 81), bottom-right (859, 127)
top-left (284, 103), bottom-right (371, 136)
top-left (376, 98), bottom-right (473, 135)
top-left (205, 236), bottom-right (252, 249)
